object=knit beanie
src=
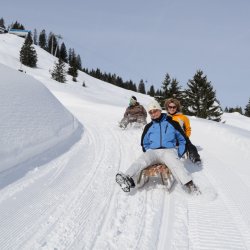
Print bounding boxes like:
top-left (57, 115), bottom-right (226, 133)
top-left (147, 101), bottom-right (162, 112)
top-left (129, 96), bottom-right (137, 106)
top-left (131, 96), bottom-right (137, 101)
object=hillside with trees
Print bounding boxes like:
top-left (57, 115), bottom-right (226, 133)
top-left (1, 16), bottom-right (250, 120)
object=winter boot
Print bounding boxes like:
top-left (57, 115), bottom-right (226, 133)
top-left (116, 172), bottom-right (135, 192)
top-left (189, 152), bottom-right (201, 164)
top-left (193, 155), bottom-right (201, 164)
top-left (184, 180), bottom-right (201, 195)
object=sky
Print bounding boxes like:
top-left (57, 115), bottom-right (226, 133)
top-left (1, 34), bottom-right (250, 249)
top-left (2, 0), bottom-right (250, 108)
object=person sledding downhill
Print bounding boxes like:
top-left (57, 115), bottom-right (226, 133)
top-left (116, 100), bottom-right (200, 194)
top-left (119, 96), bottom-right (147, 129)
top-left (165, 98), bottom-right (201, 163)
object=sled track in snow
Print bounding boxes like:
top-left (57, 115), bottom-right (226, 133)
top-left (2, 107), bottom-right (250, 249)
top-left (25, 124), bottom-right (124, 250)
top-left (183, 139), bottom-right (250, 250)
top-left (192, 150), bottom-right (250, 249)
top-left (0, 137), bottom-right (86, 249)
top-left (0, 121), bottom-right (122, 249)
top-left (89, 128), bottom-right (179, 250)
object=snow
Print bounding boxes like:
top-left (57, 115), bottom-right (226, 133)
top-left (0, 33), bottom-right (250, 250)
top-left (0, 63), bottom-right (81, 174)
top-left (221, 112), bottom-right (250, 132)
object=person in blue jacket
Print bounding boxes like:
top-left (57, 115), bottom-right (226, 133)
top-left (116, 100), bottom-right (199, 193)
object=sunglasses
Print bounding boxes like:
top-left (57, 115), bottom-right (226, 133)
top-left (168, 105), bottom-right (177, 109)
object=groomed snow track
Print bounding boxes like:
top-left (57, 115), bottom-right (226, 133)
top-left (1, 96), bottom-right (250, 250)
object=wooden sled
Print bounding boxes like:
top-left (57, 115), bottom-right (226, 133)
top-left (137, 164), bottom-right (175, 192)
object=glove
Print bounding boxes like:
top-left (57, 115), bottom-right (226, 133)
top-left (189, 151), bottom-right (201, 163)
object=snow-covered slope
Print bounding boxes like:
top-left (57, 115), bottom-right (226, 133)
top-left (0, 63), bottom-right (82, 173)
top-left (0, 33), bottom-right (250, 250)
top-left (221, 112), bottom-right (250, 132)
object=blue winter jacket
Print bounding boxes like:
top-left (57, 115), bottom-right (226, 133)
top-left (141, 113), bottom-right (187, 157)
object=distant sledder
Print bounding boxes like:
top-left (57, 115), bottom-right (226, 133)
top-left (119, 96), bottom-right (147, 129)
top-left (116, 100), bottom-right (201, 195)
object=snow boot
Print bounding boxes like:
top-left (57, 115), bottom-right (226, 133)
top-left (116, 172), bottom-right (135, 192)
top-left (184, 180), bottom-right (201, 195)
top-left (189, 152), bottom-right (201, 164)
top-left (194, 156), bottom-right (201, 165)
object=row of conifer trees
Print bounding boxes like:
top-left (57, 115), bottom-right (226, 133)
top-left (2, 18), bottom-right (249, 119)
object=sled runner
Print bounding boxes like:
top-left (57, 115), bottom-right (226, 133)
top-left (137, 164), bottom-right (175, 191)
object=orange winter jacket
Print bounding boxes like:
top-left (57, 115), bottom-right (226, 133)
top-left (170, 113), bottom-right (191, 137)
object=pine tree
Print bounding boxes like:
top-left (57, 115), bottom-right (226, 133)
top-left (129, 81), bottom-right (137, 92)
top-left (235, 106), bottom-right (243, 114)
top-left (33, 29), bottom-right (38, 45)
top-left (229, 106), bottom-right (243, 114)
top-left (160, 73), bottom-right (183, 107)
top-left (138, 79), bottom-right (146, 94)
top-left (51, 58), bottom-right (67, 83)
top-left (169, 78), bottom-right (182, 99)
top-left (59, 42), bottom-right (68, 63)
top-left (47, 32), bottom-right (58, 55)
top-left (39, 29), bottom-right (47, 50)
top-left (184, 70), bottom-right (222, 121)
top-left (0, 18), bottom-right (5, 28)
top-left (147, 85), bottom-right (155, 96)
top-left (110, 73), bottom-right (116, 85)
top-left (161, 73), bottom-right (171, 98)
top-left (155, 89), bottom-right (163, 97)
top-left (116, 76), bottom-right (123, 87)
top-left (161, 74), bottom-right (182, 100)
top-left (244, 98), bottom-right (250, 117)
top-left (134, 83), bottom-right (138, 92)
top-left (68, 48), bottom-right (73, 65)
top-left (19, 32), bottom-right (37, 68)
top-left (11, 21), bottom-right (25, 29)
top-left (68, 49), bottom-right (78, 81)
top-left (76, 54), bottom-right (82, 70)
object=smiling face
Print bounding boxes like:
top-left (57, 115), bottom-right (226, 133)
top-left (167, 103), bottom-right (177, 115)
top-left (149, 109), bottom-right (161, 119)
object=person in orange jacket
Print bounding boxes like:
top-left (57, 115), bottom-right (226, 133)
top-left (165, 98), bottom-right (201, 163)
top-left (165, 98), bottom-right (191, 137)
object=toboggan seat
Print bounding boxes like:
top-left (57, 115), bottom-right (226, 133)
top-left (137, 164), bottom-right (175, 191)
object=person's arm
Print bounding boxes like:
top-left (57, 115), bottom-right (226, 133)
top-left (141, 122), bottom-right (152, 152)
top-left (142, 106), bottom-right (147, 118)
top-left (183, 115), bottom-right (191, 137)
top-left (124, 107), bottom-right (130, 117)
top-left (167, 118), bottom-right (187, 157)
top-left (169, 116), bottom-right (200, 161)
top-left (175, 129), bottom-right (187, 157)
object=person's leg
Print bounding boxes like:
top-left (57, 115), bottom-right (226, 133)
top-left (125, 150), bottom-right (160, 178)
top-left (116, 150), bottom-right (160, 192)
top-left (160, 149), bottom-right (192, 185)
top-left (187, 143), bottom-right (201, 162)
top-left (136, 116), bottom-right (147, 125)
top-left (119, 117), bottom-right (129, 128)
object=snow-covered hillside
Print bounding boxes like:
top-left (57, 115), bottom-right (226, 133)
top-left (0, 63), bottom-right (82, 174)
top-left (0, 33), bottom-right (250, 250)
